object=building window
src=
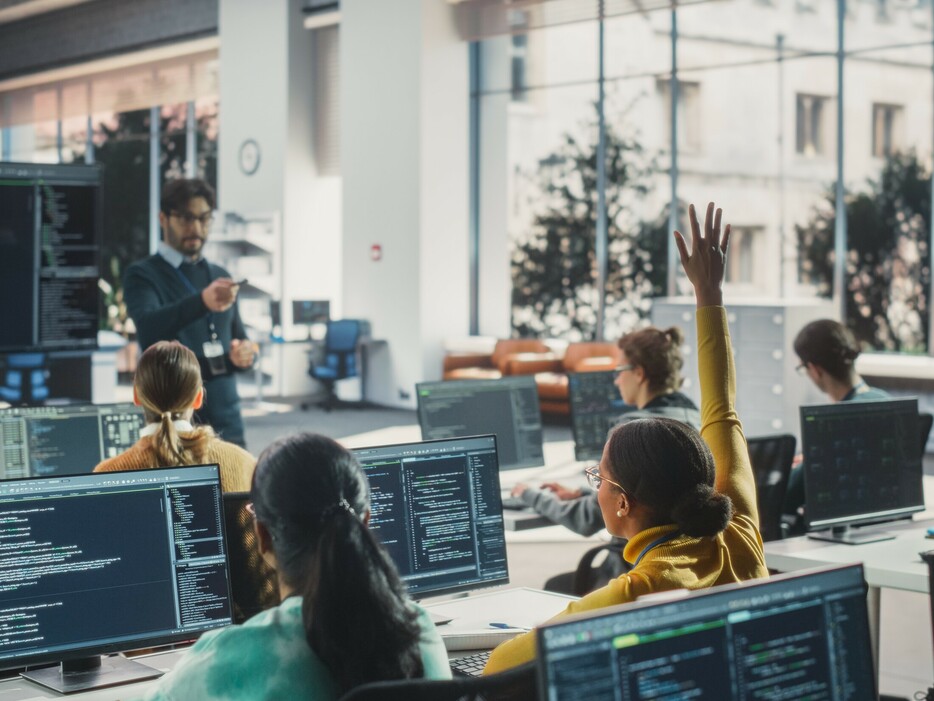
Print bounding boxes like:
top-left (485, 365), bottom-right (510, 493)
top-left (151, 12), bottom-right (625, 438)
top-left (510, 33), bottom-right (529, 102)
top-left (657, 79), bottom-right (702, 153)
top-left (872, 103), bottom-right (903, 158)
top-left (796, 94), bottom-right (828, 157)
top-left (725, 226), bottom-right (762, 286)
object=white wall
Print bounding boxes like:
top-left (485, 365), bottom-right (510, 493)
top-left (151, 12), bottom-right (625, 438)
top-left (341, 0), bottom-right (469, 407)
top-left (218, 0), bottom-right (342, 319)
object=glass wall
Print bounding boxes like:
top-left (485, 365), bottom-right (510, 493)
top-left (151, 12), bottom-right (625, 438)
top-left (473, 0), bottom-right (934, 354)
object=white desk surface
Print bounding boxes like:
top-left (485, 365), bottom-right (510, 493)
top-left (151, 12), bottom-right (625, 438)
top-left (764, 517), bottom-right (933, 594)
top-left (0, 649), bottom-right (185, 701)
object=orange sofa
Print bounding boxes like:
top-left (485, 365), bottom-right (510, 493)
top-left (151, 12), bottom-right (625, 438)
top-left (442, 340), bottom-right (621, 416)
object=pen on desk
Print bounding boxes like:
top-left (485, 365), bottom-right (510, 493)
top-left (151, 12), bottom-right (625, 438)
top-left (489, 622), bottom-right (531, 631)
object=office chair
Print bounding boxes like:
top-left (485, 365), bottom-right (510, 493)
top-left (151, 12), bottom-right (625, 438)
top-left (337, 661), bottom-right (536, 701)
top-left (303, 319), bottom-right (364, 412)
top-left (920, 549), bottom-right (934, 701)
top-left (0, 353), bottom-right (49, 405)
top-left (222, 492), bottom-right (279, 623)
top-left (746, 434), bottom-right (796, 543)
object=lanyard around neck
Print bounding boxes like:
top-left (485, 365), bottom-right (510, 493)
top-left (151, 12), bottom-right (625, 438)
top-left (632, 530), bottom-right (681, 567)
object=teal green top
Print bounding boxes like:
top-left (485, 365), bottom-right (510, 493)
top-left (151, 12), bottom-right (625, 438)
top-left (137, 597), bottom-right (451, 700)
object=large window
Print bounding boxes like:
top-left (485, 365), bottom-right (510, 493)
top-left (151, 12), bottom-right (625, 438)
top-left (472, 0), bottom-right (934, 355)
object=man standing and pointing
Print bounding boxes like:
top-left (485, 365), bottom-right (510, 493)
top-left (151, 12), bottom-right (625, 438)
top-left (124, 178), bottom-right (256, 447)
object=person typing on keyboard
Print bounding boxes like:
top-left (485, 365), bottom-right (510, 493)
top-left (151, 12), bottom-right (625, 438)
top-left (484, 202), bottom-right (769, 674)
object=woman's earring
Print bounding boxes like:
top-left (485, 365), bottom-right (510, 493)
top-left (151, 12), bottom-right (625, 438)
top-left (616, 509), bottom-right (623, 518)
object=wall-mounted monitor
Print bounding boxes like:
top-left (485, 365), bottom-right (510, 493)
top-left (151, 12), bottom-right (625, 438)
top-left (0, 162), bottom-right (101, 353)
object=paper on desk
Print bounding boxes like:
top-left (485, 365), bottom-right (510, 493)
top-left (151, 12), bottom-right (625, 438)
top-left (424, 587), bottom-right (576, 651)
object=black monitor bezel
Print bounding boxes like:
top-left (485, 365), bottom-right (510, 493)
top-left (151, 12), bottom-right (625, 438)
top-left (291, 299), bottom-right (330, 325)
top-left (351, 433), bottom-right (511, 598)
top-left (535, 563), bottom-right (873, 699)
top-left (800, 397), bottom-right (925, 533)
top-left (567, 370), bottom-right (631, 462)
top-left (414, 376), bottom-right (545, 471)
top-left (0, 162), bottom-right (103, 353)
top-left (0, 402), bottom-right (146, 478)
top-left (0, 464), bottom-right (233, 672)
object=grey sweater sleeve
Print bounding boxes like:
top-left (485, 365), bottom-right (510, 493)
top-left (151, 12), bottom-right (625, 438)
top-left (518, 487), bottom-right (605, 536)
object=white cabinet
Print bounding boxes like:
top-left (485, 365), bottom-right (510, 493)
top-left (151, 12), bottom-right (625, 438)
top-left (651, 298), bottom-right (836, 441)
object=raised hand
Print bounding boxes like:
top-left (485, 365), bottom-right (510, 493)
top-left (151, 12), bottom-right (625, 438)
top-left (672, 202), bottom-right (731, 308)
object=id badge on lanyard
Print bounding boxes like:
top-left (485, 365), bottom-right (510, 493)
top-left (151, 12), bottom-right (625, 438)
top-left (175, 265), bottom-right (228, 377)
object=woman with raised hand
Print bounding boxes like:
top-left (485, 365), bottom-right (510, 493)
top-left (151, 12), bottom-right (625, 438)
top-left (94, 340), bottom-right (254, 492)
top-left (512, 324), bottom-right (700, 538)
top-left (485, 201), bottom-right (769, 674)
top-left (141, 432), bottom-right (451, 700)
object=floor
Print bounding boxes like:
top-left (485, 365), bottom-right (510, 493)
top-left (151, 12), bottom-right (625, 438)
top-left (240, 399), bottom-right (934, 699)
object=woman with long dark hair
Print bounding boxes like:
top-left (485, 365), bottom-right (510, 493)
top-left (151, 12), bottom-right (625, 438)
top-left (142, 433), bottom-right (450, 700)
top-left (486, 202), bottom-right (769, 673)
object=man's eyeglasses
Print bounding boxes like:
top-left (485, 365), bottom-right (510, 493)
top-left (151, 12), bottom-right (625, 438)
top-left (170, 210), bottom-right (214, 227)
top-left (584, 465), bottom-right (627, 494)
top-left (614, 364), bottom-right (635, 374)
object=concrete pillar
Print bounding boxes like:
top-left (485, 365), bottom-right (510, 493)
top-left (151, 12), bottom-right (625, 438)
top-left (341, 0), bottom-right (470, 407)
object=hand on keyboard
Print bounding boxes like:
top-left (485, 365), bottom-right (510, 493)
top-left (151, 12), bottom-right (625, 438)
top-left (500, 496), bottom-right (528, 511)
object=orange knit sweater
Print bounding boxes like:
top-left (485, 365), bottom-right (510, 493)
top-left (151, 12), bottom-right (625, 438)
top-left (94, 434), bottom-right (255, 493)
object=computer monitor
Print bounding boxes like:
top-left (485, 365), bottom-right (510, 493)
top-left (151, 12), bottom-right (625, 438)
top-left (568, 370), bottom-right (634, 462)
top-left (800, 397), bottom-right (924, 544)
top-left (352, 434), bottom-right (509, 597)
top-left (0, 465), bottom-right (233, 693)
top-left (292, 299), bottom-right (330, 325)
top-left (0, 403), bottom-right (146, 479)
top-left (416, 377), bottom-right (545, 471)
top-left (537, 564), bottom-right (875, 701)
top-left (222, 492), bottom-right (279, 624)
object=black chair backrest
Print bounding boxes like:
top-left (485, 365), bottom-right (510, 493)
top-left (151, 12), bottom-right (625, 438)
top-left (746, 434), bottom-right (796, 542)
top-left (337, 661), bottom-right (536, 701)
top-left (921, 549), bottom-right (934, 682)
top-left (223, 492), bottom-right (280, 623)
top-left (919, 412), bottom-right (933, 456)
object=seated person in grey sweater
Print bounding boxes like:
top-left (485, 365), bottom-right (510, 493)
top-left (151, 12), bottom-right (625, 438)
top-left (512, 326), bottom-right (701, 537)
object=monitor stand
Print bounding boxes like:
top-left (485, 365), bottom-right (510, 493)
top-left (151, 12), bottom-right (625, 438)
top-left (807, 524), bottom-right (896, 545)
top-left (22, 654), bottom-right (163, 694)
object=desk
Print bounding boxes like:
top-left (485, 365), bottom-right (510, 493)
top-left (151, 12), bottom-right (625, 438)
top-left (764, 518), bottom-right (932, 672)
top-left (0, 649), bottom-right (185, 700)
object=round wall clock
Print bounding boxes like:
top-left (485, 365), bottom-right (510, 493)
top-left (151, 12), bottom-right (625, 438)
top-left (239, 139), bottom-right (261, 175)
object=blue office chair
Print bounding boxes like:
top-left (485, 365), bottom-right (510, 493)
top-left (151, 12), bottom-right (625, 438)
top-left (306, 319), bottom-right (364, 412)
top-left (0, 353), bottom-right (49, 404)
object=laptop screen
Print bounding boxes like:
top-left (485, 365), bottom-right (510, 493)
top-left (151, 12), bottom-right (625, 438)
top-left (0, 403), bottom-right (145, 479)
top-left (352, 434), bottom-right (509, 597)
top-left (416, 377), bottom-right (544, 471)
top-left (537, 564), bottom-right (874, 700)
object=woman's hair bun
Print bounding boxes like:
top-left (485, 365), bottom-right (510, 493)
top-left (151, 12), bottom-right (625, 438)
top-left (670, 484), bottom-right (733, 537)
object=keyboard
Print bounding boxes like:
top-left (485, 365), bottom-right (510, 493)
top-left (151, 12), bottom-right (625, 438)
top-left (449, 650), bottom-right (492, 677)
top-left (500, 496), bottom-right (527, 511)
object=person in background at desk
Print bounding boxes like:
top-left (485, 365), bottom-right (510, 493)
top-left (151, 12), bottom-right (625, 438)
top-left (510, 326), bottom-right (701, 538)
top-left (140, 432), bottom-right (450, 701)
top-left (485, 201), bottom-right (768, 674)
top-left (94, 341), bottom-right (254, 492)
top-left (783, 318), bottom-right (891, 520)
top-left (123, 178), bottom-right (257, 448)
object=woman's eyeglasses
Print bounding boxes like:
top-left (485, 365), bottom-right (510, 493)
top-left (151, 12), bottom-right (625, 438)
top-left (614, 364), bottom-right (635, 374)
top-left (584, 465), bottom-right (627, 494)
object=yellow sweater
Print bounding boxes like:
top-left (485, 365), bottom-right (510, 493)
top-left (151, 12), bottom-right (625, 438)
top-left (484, 306), bottom-right (768, 673)
top-left (94, 434), bottom-right (256, 493)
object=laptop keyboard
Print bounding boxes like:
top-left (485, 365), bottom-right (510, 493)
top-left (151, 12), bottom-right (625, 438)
top-left (449, 650), bottom-right (492, 677)
top-left (500, 496), bottom-right (527, 510)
